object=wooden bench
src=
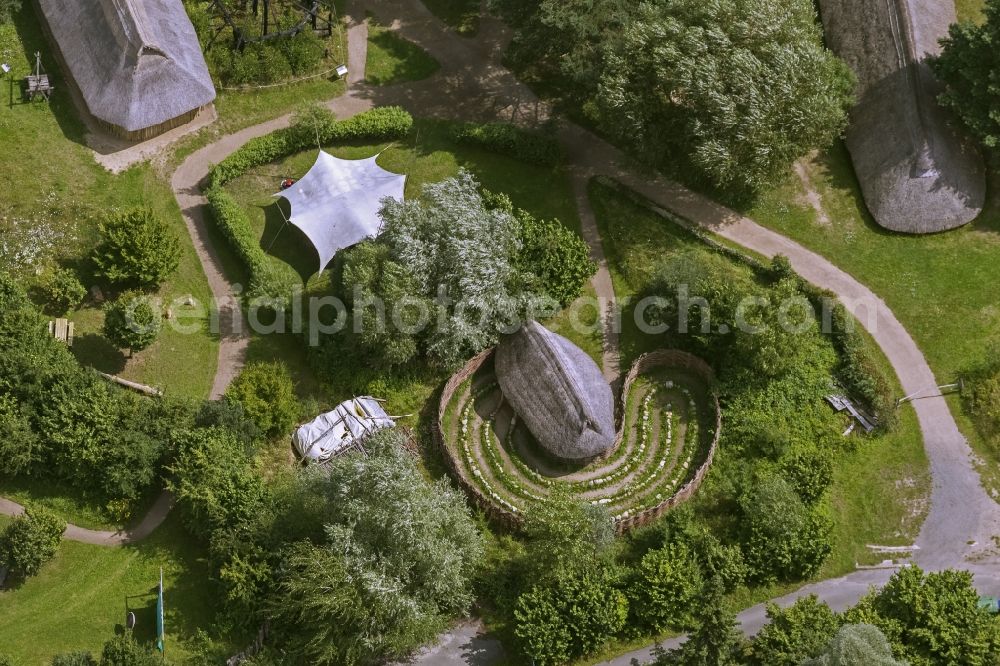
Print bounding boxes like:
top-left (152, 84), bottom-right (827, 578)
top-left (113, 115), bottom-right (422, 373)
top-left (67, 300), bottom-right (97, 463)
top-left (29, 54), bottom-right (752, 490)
top-left (48, 318), bottom-right (74, 346)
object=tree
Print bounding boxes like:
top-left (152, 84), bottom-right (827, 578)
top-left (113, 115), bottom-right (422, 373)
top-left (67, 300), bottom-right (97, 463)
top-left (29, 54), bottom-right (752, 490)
top-left (515, 210), bottom-right (596, 307)
top-left (94, 209), bottom-right (180, 289)
top-left (268, 430), bottom-right (483, 665)
top-left (339, 241), bottom-right (428, 367)
top-left (376, 170), bottom-right (526, 368)
top-left (843, 566), bottom-right (1000, 665)
top-left (0, 505), bottom-right (65, 578)
top-left (749, 595), bottom-right (840, 665)
top-left (739, 475), bottom-right (833, 583)
top-left (932, 1), bottom-right (1000, 152)
top-left (0, 394), bottom-right (40, 476)
top-left (35, 267), bottom-right (86, 315)
top-left (224, 361), bottom-right (299, 438)
top-left (803, 624), bottom-right (906, 666)
top-left (168, 427), bottom-right (268, 541)
top-left (514, 567), bottom-right (627, 665)
top-left (652, 576), bottom-right (745, 666)
top-left (595, 0), bottom-right (854, 194)
top-left (103, 291), bottom-right (161, 356)
top-left (628, 542), bottom-right (704, 633)
top-left (520, 489), bottom-right (614, 584)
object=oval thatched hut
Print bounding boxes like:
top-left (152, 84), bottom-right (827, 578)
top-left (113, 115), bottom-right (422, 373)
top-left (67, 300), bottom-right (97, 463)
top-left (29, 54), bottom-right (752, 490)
top-left (495, 320), bottom-right (616, 462)
top-left (37, 0), bottom-right (216, 141)
top-left (818, 0), bottom-right (985, 233)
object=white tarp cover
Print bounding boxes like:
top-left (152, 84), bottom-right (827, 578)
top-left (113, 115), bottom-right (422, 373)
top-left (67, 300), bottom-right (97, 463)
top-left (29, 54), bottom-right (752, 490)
top-left (275, 151), bottom-right (406, 272)
top-left (293, 397), bottom-right (395, 462)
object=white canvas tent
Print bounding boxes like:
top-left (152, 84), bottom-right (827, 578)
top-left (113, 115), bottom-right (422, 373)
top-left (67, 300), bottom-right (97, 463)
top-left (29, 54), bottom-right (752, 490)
top-left (275, 151), bottom-right (406, 273)
top-left (293, 396), bottom-right (395, 462)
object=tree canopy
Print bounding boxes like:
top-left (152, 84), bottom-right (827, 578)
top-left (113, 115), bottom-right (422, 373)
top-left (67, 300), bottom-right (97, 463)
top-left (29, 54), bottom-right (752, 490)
top-left (932, 1), bottom-right (1000, 152)
top-left (493, 0), bottom-right (854, 195)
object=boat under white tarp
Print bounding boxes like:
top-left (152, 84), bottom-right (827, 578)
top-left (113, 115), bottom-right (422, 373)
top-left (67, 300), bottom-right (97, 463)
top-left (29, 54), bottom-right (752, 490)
top-left (275, 151), bottom-right (406, 273)
top-left (293, 397), bottom-right (395, 462)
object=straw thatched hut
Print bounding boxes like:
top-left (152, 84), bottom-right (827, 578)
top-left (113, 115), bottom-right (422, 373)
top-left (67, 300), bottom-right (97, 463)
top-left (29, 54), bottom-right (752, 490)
top-left (495, 320), bottom-right (616, 462)
top-left (818, 0), bottom-right (985, 233)
top-left (36, 0), bottom-right (216, 141)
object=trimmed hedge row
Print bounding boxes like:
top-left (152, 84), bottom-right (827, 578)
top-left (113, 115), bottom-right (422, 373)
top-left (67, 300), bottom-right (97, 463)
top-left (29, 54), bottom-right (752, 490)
top-left (208, 106), bottom-right (414, 188)
top-left (204, 185), bottom-right (291, 302)
top-left (595, 176), bottom-right (897, 431)
top-left (449, 121), bottom-right (563, 166)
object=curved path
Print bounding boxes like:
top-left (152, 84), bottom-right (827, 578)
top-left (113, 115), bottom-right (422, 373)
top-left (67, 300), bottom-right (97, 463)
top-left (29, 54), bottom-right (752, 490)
top-left (2, 0), bottom-right (998, 661)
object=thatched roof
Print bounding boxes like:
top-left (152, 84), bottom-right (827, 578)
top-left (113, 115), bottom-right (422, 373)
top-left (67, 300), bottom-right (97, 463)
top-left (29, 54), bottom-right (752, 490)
top-left (818, 0), bottom-right (985, 233)
top-left (495, 321), bottom-right (615, 461)
top-left (38, 0), bottom-right (216, 133)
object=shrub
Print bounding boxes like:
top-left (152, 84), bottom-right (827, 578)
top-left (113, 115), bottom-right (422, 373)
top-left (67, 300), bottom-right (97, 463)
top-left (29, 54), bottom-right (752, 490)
top-left (103, 291), bottom-right (161, 356)
top-left (740, 475), bottom-right (832, 583)
top-left (514, 568), bottom-right (627, 665)
top-left (50, 652), bottom-right (97, 666)
top-left (781, 446), bottom-right (834, 505)
top-left (282, 28), bottom-right (325, 74)
top-left (516, 210), bottom-right (595, 306)
top-left (0, 394), bottom-right (40, 476)
top-left (225, 362), bottom-right (299, 437)
top-left (35, 267), bottom-right (86, 315)
top-left (0, 655), bottom-right (13, 666)
top-left (932, 2), bottom-right (1000, 153)
top-left (99, 631), bottom-right (162, 666)
top-left (965, 357), bottom-right (1000, 441)
top-left (450, 122), bottom-right (563, 166)
top-left (628, 542), bottom-right (704, 633)
top-left (168, 427), bottom-right (268, 541)
top-left (93, 209), bottom-right (180, 289)
top-left (749, 595), bottom-right (840, 665)
top-left (0, 505), bottom-right (65, 578)
top-left (209, 106), bottom-right (414, 187)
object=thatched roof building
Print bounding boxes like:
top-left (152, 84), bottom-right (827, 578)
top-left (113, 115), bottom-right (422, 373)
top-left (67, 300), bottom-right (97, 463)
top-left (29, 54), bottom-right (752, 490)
top-left (818, 0), bottom-right (985, 233)
top-left (495, 320), bottom-right (616, 461)
top-left (37, 0), bottom-right (216, 141)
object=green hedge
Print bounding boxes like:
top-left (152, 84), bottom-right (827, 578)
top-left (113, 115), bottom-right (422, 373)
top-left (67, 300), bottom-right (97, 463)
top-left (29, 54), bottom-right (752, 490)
top-left (449, 122), bottom-right (563, 166)
top-left (209, 106), bottom-right (414, 188)
top-left (204, 185), bottom-right (291, 302)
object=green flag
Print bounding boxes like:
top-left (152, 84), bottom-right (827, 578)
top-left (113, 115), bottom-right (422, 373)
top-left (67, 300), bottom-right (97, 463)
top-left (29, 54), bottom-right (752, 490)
top-left (156, 568), bottom-right (164, 653)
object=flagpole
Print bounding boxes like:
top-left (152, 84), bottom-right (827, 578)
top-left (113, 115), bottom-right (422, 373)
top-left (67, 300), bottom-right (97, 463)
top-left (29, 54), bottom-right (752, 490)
top-left (157, 567), bottom-right (165, 658)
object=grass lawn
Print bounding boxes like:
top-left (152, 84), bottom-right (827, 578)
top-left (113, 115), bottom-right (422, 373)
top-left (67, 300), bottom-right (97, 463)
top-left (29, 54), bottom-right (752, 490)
top-left (744, 143), bottom-right (1000, 492)
top-left (587, 178), bottom-right (931, 577)
top-left (366, 16), bottom-right (441, 86)
top-left (0, 11), bottom-right (217, 401)
top-left (421, 0), bottom-right (480, 36)
top-left (0, 515), bottom-right (235, 665)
